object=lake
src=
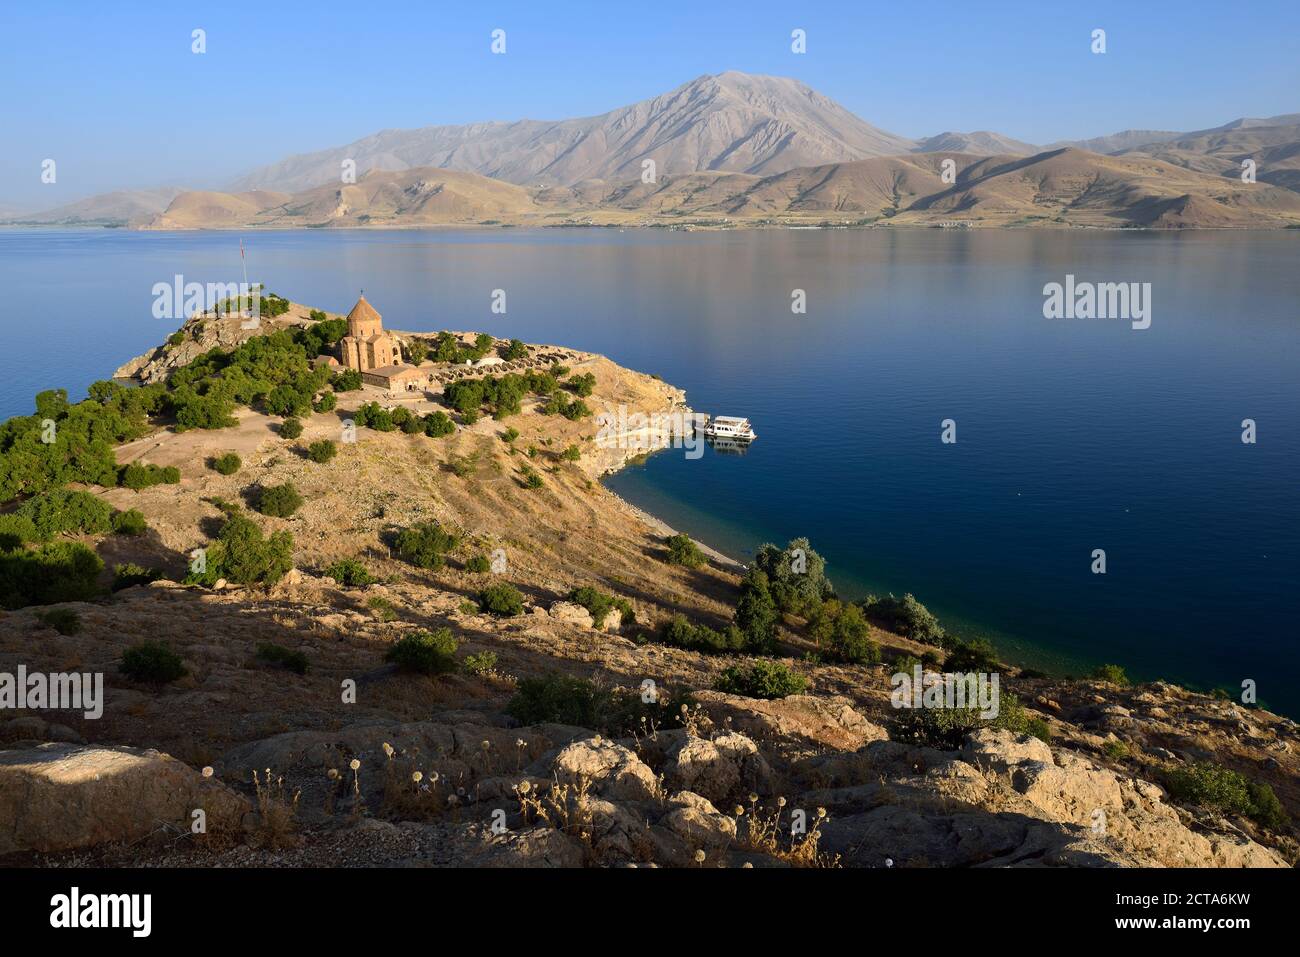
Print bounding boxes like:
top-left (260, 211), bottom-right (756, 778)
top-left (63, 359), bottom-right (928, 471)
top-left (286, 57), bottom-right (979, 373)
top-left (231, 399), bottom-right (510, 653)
top-left (2, 227), bottom-right (1297, 713)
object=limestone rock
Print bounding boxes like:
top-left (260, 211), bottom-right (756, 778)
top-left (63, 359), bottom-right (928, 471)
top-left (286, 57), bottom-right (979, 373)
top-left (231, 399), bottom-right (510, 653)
top-left (551, 738), bottom-right (658, 802)
top-left (0, 743), bottom-right (249, 854)
top-left (548, 601), bottom-right (594, 628)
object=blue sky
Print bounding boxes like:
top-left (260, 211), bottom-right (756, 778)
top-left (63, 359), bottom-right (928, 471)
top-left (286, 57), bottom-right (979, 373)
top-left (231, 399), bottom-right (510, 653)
top-left (3, 0), bottom-right (1298, 207)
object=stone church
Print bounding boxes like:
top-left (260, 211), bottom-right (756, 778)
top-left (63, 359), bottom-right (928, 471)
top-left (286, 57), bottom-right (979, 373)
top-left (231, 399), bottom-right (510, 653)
top-left (339, 295), bottom-right (398, 371)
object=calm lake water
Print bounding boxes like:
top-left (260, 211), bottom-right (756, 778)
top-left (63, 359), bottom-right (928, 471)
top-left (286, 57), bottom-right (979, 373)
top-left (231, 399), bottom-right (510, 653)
top-left (2, 227), bottom-right (1297, 713)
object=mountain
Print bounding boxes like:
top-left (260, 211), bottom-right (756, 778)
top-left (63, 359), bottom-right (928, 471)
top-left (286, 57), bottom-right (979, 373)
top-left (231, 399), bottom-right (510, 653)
top-left (1049, 113), bottom-right (1300, 156)
top-left (914, 131), bottom-right (1037, 155)
top-left (229, 71), bottom-right (916, 192)
top-left (1118, 123), bottom-right (1300, 192)
top-left (150, 146), bottom-right (1300, 230)
top-left (3, 187), bottom-right (185, 226)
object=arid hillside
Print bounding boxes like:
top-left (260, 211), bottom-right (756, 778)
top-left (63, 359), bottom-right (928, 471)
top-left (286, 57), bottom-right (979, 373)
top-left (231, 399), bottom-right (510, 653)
top-left (3, 306), bottom-right (1298, 868)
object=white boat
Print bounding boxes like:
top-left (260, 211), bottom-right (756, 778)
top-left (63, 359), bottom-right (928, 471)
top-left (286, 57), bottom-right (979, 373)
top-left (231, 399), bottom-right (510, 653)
top-left (703, 415), bottom-right (757, 441)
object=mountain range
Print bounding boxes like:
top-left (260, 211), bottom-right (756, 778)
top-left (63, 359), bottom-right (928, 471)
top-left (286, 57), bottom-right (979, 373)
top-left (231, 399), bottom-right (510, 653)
top-left (9, 72), bottom-right (1300, 229)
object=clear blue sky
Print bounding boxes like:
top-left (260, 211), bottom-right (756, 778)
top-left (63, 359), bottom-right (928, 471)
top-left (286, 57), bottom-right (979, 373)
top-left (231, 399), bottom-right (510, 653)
top-left (3, 0), bottom-right (1297, 207)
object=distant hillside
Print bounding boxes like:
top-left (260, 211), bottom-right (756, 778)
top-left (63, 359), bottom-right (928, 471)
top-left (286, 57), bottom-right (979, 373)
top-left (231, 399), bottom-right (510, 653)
top-left (1119, 123), bottom-right (1300, 193)
top-left (4, 187), bottom-right (184, 227)
top-left (914, 131), bottom-right (1038, 156)
top-left (148, 146), bottom-right (1300, 230)
top-left (229, 71), bottom-right (918, 192)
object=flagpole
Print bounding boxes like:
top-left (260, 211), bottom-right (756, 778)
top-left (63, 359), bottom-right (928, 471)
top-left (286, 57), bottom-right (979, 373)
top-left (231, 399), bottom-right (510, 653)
top-left (240, 238), bottom-right (250, 316)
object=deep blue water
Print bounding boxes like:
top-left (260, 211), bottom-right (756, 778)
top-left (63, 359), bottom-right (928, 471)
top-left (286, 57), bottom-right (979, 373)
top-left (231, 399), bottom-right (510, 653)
top-left (2, 227), bottom-right (1297, 712)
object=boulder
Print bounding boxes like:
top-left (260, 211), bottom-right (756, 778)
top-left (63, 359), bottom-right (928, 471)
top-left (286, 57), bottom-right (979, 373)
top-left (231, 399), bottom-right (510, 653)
top-left (548, 602), bottom-right (594, 628)
top-left (0, 743), bottom-right (250, 854)
top-left (661, 791), bottom-right (737, 848)
top-left (693, 690), bottom-right (885, 751)
top-left (551, 738), bottom-right (658, 802)
top-left (664, 732), bottom-right (773, 803)
top-left (961, 728), bottom-right (1053, 774)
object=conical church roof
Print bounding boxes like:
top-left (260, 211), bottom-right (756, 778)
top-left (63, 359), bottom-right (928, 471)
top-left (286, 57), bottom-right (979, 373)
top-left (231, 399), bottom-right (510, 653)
top-left (346, 295), bottom-right (382, 328)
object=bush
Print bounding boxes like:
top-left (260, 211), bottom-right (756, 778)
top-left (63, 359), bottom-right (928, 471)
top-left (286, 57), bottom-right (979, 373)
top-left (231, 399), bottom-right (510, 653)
top-left (862, 593), bottom-right (947, 646)
top-left (110, 508), bottom-right (148, 536)
top-left (502, 427), bottom-right (519, 444)
top-left (279, 418), bottom-right (304, 440)
top-left (168, 331), bottom-right (186, 347)
top-left (507, 673), bottom-right (601, 726)
top-left (313, 392), bottom-right (337, 413)
top-left (463, 651), bottom-right (498, 676)
top-left (567, 586), bottom-right (633, 628)
top-left (386, 628), bottom-right (458, 676)
top-left (664, 533), bottom-right (705, 568)
top-left (501, 339), bottom-right (528, 361)
top-left (1091, 663), bottom-right (1130, 685)
top-left (808, 599), bottom-right (879, 664)
top-left (658, 614), bottom-right (748, 654)
top-left (112, 562), bottom-right (161, 591)
top-left (120, 641), bottom-right (187, 684)
top-left (522, 467), bottom-right (544, 489)
top-left (37, 607), bottom-right (81, 635)
top-left (307, 439), bottom-right (337, 463)
top-left (753, 538), bottom-right (835, 617)
top-left (185, 513), bottom-right (294, 587)
top-left (16, 489), bottom-right (112, 540)
top-left (0, 514), bottom-right (37, 550)
top-left (1162, 763), bottom-right (1287, 829)
top-left (0, 541), bottom-right (104, 608)
top-left (422, 411), bottom-right (455, 438)
top-left (464, 554), bottom-right (491, 574)
top-left (714, 660), bottom-right (807, 700)
top-left (889, 688), bottom-right (1033, 750)
top-left (256, 483), bottom-right (303, 518)
top-left (211, 452), bottom-right (242, 475)
top-left (395, 521), bottom-right (459, 570)
top-left (256, 642), bottom-right (309, 675)
top-left (367, 596), bottom-right (399, 622)
top-left (332, 369), bottom-right (362, 392)
top-left (945, 639), bottom-right (1000, 672)
top-left (479, 582), bottom-right (524, 617)
top-left (120, 462), bottom-right (180, 490)
top-left (565, 372), bottom-right (595, 397)
top-left (734, 568), bottom-right (779, 651)
top-left (325, 558), bottom-right (376, 587)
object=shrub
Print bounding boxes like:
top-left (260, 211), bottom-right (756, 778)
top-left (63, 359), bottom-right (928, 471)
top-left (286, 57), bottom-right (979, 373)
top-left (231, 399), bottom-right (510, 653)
top-left (212, 452), bottom-right (242, 475)
top-left (502, 427), bottom-right (520, 444)
top-left (256, 642), bottom-right (309, 675)
top-left (120, 641), bottom-right (187, 684)
top-left (753, 538), bottom-right (835, 616)
top-left (714, 660), bottom-right (807, 700)
top-left (664, 533), bottom-right (705, 568)
top-left (168, 331), bottom-right (186, 347)
top-left (507, 673), bottom-right (601, 726)
top-left (945, 639), bottom-right (1000, 672)
top-left (808, 599), bottom-right (879, 664)
top-left (185, 513), bottom-right (293, 587)
top-left (307, 439), bottom-right (337, 463)
top-left (423, 411), bottom-right (456, 438)
top-left (279, 418), bottom-right (303, 439)
top-left (120, 462), bottom-right (180, 490)
top-left (1025, 716), bottom-right (1054, 744)
top-left (1162, 763), bottom-right (1287, 829)
top-left (0, 541), bottom-right (104, 608)
top-left (313, 392), bottom-right (337, 413)
top-left (479, 582), bottom-right (524, 617)
top-left (522, 467), bottom-right (544, 489)
top-left (332, 369), bottom-right (362, 392)
top-left (567, 586), bottom-right (633, 628)
top-left (325, 558), bottom-right (376, 587)
top-left (256, 483), bottom-right (303, 518)
top-left (501, 339), bottom-right (528, 361)
top-left (658, 614), bottom-right (748, 654)
top-left (560, 444), bottom-right (581, 462)
top-left (734, 568), bottom-right (779, 651)
top-left (463, 651), bottom-right (498, 677)
top-left (0, 514), bottom-right (37, 550)
top-left (110, 508), bottom-right (148, 536)
top-left (386, 628), bottom-right (459, 676)
top-left (1103, 740), bottom-right (1129, 760)
top-left (565, 372), bottom-right (596, 397)
top-left (16, 488), bottom-right (112, 540)
top-left (862, 593), bottom-right (947, 646)
top-left (37, 607), bottom-right (81, 635)
top-left (112, 562), bottom-right (161, 591)
top-left (367, 596), bottom-right (399, 622)
top-left (1091, 663), bottom-right (1130, 685)
top-left (464, 554), bottom-right (491, 574)
top-left (889, 688), bottom-right (1033, 750)
top-left (395, 521), bottom-right (459, 569)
